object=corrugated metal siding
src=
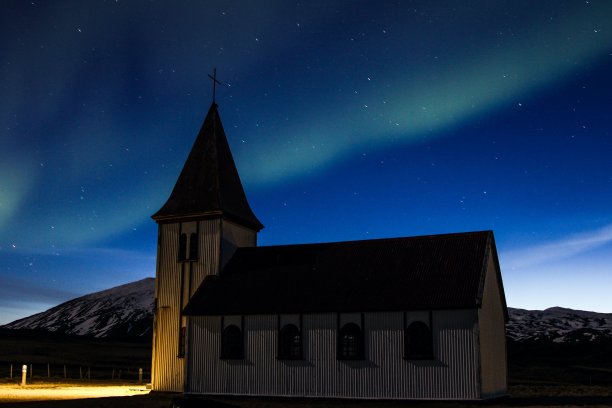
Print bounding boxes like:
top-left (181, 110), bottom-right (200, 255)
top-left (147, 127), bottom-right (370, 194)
top-left (187, 310), bottom-right (480, 399)
top-left (152, 223), bottom-right (184, 392)
top-left (190, 220), bottom-right (221, 296)
top-left (152, 216), bottom-right (258, 393)
top-left (434, 311), bottom-right (480, 399)
top-left (478, 249), bottom-right (508, 398)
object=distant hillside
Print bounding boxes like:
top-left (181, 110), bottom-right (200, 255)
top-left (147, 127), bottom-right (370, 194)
top-left (506, 308), bottom-right (612, 386)
top-left (2, 278), bottom-right (154, 339)
top-left (507, 306), bottom-right (612, 343)
top-left (3, 276), bottom-right (611, 344)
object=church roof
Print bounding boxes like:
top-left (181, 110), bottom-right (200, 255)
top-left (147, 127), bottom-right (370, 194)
top-left (152, 103), bottom-right (263, 230)
top-left (183, 230), bottom-right (506, 316)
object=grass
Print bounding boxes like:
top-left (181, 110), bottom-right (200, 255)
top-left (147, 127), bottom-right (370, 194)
top-left (1, 385), bottom-right (612, 408)
top-left (0, 329), bottom-right (151, 381)
top-left (2, 330), bottom-right (612, 407)
top-left (507, 338), bottom-right (612, 386)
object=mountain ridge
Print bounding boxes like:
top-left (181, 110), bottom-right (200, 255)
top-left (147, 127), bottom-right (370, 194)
top-left (2, 278), bottom-right (611, 343)
top-left (2, 278), bottom-right (154, 339)
top-left (507, 305), bottom-right (612, 343)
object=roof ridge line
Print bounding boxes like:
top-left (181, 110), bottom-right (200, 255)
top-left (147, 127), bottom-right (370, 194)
top-left (253, 230), bottom-right (493, 249)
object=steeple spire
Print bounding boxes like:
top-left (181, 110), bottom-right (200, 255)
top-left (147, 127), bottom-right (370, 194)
top-left (152, 103), bottom-right (263, 231)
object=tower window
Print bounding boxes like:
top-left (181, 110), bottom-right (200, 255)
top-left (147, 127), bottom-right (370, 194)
top-left (189, 233), bottom-right (198, 261)
top-left (338, 322), bottom-right (364, 360)
top-left (178, 233), bottom-right (187, 262)
top-left (404, 321), bottom-right (433, 360)
top-left (178, 326), bottom-right (186, 358)
top-left (278, 324), bottom-right (302, 360)
top-left (221, 324), bottom-right (244, 359)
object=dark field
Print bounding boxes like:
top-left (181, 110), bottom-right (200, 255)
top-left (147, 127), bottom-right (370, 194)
top-left (1, 329), bottom-right (612, 407)
top-left (0, 329), bottom-right (151, 382)
top-left (1, 386), bottom-right (612, 408)
top-left (507, 338), bottom-right (612, 386)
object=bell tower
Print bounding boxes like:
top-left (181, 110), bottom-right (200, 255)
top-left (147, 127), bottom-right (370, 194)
top-left (150, 102), bottom-right (263, 392)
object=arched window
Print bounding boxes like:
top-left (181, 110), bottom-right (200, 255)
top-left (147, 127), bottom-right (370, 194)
top-left (278, 324), bottom-right (302, 360)
top-left (178, 233), bottom-right (187, 262)
top-left (189, 233), bottom-right (198, 261)
top-left (338, 322), bottom-right (364, 360)
top-left (221, 324), bottom-right (244, 359)
top-left (405, 321), bottom-right (433, 360)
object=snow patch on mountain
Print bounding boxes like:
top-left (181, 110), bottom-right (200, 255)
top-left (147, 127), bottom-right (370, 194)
top-left (1, 278), bottom-right (154, 338)
top-left (507, 306), bottom-right (612, 343)
top-left (3, 276), bottom-right (611, 344)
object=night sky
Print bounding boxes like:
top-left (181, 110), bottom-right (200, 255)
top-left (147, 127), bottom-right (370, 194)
top-left (1, 1), bottom-right (612, 325)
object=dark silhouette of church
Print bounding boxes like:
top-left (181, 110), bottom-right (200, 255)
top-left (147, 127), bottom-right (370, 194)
top-left (150, 102), bottom-right (508, 400)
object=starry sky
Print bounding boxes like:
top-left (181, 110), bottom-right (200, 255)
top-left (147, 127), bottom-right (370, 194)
top-left (1, 0), bottom-right (612, 325)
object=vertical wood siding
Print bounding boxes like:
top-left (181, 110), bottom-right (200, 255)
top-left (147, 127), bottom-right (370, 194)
top-left (152, 217), bottom-right (256, 392)
top-left (152, 223), bottom-right (183, 392)
top-left (152, 220), bottom-right (221, 392)
top-left (190, 220), bottom-right (221, 297)
top-left (187, 310), bottom-right (480, 399)
top-left (478, 249), bottom-right (508, 398)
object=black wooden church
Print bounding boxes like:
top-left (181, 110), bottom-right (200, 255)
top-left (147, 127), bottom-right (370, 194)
top-left (150, 97), bottom-right (508, 400)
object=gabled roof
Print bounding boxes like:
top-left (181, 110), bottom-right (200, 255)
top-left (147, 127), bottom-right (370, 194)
top-left (183, 230), bottom-right (506, 316)
top-left (152, 103), bottom-right (263, 230)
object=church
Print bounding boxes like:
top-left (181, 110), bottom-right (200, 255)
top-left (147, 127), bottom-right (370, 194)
top-left (150, 101), bottom-right (508, 400)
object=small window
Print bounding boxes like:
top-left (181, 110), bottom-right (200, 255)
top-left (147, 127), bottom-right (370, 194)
top-left (405, 321), bottom-right (433, 360)
top-left (278, 324), bottom-right (302, 360)
top-left (338, 322), bottom-right (364, 360)
top-left (178, 326), bottom-right (186, 358)
top-left (221, 324), bottom-right (244, 359)
top-left (189, 233), bottom-right (198, 261)
top-left (178, 233), bottom-right (187, 262)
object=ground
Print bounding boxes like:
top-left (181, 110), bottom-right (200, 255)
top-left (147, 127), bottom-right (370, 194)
top-left (2, 331), bottom-right (612, 407)
top-left (0, 380), bottom-right (151, 404)
top-left (1, 383), bottom-right (612, 408)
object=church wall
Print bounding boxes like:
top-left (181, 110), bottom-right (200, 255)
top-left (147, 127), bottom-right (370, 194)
top-left (151, 223), bottom-right (184, 392)
top-left (153, 220), bottom-right (222, 392)
top-left (220, 220), bottom-right (257, 271)
top-left (405, 310), bottom-right (430, 326)
top-left (189, 219), bottom-right (222, 297)
top-left (187, 309), bottom-right (481, 399)
top-left (478, 249), bottom-right (508, 398)
top-left (279, 314), bottom-right (301, 327)
top-left (338, 313), bottom-right (362, 327)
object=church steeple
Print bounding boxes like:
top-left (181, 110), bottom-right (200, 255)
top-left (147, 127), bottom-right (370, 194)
top-left (152, 103), bottom-right (263, 231)
top-left (151, 102), bottom-right (262, 392)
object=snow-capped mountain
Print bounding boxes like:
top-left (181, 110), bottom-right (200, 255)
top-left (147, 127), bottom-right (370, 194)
top-left (2, 278), bottom-right (154, 339)
top-left (507, 307), bottom-right (612, 343)
top-left (3, 276), bottom-right (611, 344)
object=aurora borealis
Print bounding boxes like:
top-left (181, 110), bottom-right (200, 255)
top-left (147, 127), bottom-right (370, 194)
top-left (1, 0), bottom-right (612, 324)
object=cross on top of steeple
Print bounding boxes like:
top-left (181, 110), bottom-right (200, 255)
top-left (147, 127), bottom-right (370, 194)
top-left (208, 68), bottom-right (222, 103)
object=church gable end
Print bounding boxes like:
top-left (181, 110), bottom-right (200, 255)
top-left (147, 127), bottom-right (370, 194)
top-left (478, 239), bottom-right (508, 398)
